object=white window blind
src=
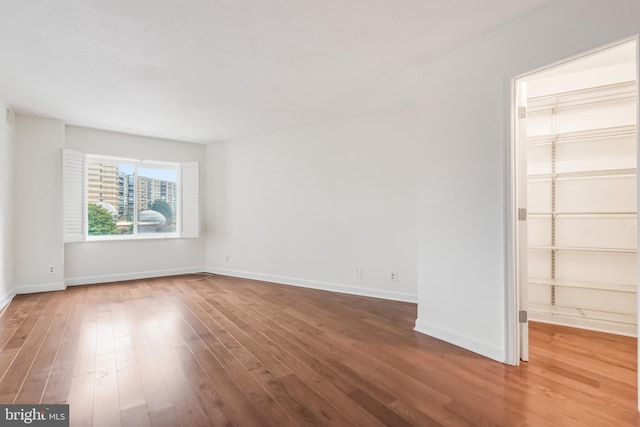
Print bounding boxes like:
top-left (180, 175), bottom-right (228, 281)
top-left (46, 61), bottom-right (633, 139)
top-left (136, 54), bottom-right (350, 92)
top-left (180, 161), bottom-right (199, 238)
top-left (62, 148), bottom-right (85, 242)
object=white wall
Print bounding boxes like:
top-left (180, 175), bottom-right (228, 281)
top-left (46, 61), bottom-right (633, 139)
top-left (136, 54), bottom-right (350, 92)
top-left (13, 114), bottom-right (65, 293)
top-left (206, 107), bottom-right (420, 301)
top-left (64, 126), bottom-right (206, 284)
top-left (0, 101), bottom-right (14, 305)
top-left (415, 0), bottom-right (640, 362)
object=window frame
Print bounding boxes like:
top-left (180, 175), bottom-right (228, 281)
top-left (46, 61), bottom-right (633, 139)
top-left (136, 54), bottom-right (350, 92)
top-left (85, 154), bottom-right (181, 241)
top-left (62, 149), bottom-right (199, 243)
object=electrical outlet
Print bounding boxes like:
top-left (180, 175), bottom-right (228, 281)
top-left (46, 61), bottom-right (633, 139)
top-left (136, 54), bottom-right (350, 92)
top-left (225, 256), bottom-right (230, 263)
top-left (48, 265), bottom-right (56, 274)
top-left (390, 272), bottom-right (398, 282)
top-left (356, 269), bottom-right (363, 279)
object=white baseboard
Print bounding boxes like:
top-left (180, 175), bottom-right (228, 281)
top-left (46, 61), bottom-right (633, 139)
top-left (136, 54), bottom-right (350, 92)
top-left (2, 266), bottom-right (415, 315)
top-left (205, 267), bottom-right (418, 303)
top-left (0, 268), bottom-right (205, 314)
top-left (529, 312), bottom-right (636, 337)
top-left (65, 266), bottom-right (206, 286)
top-left (0, 291), bottom-right (14, 315)
top-left (0, 282), bottom-right (66, 315)
top-left (13, 282), bottom-right (66, 295)
top-left (414, 317), bottom-right (505, 363)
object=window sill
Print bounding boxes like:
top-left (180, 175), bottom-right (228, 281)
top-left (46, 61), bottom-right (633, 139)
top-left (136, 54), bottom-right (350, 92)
top-left (83, 233), bottom-right (181, 242)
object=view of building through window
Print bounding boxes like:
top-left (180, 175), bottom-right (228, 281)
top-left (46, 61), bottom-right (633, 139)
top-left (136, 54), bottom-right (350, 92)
top-left (87, 159), bottom-right (178, 236)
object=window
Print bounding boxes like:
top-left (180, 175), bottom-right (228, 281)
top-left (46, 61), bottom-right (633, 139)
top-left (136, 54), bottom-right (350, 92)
top-left (62, 150), bottom-right (199, 242)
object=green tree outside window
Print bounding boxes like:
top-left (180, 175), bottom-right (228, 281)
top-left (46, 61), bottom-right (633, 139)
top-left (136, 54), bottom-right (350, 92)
top-left (88, 204), bottom-right (118, 235)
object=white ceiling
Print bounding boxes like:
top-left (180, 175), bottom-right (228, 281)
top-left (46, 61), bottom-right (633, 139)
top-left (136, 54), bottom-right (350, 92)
top-left (0, 0), bottom-right (555, 143)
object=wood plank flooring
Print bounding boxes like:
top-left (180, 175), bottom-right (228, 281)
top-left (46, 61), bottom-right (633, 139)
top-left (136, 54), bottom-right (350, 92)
top-left (0, 274), bottom-right (637, 426)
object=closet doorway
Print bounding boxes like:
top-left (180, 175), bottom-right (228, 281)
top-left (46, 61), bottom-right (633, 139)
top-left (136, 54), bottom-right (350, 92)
top-left (512, 38), bottom-right (638, 365)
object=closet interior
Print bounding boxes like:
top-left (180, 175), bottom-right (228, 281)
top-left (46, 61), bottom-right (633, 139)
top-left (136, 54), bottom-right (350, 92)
top-left (526, 41), bottom-right (638, 336)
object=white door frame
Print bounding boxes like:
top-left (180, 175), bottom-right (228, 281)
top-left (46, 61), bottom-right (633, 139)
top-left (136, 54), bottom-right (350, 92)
top-left (506, 36), bottom-right (640, 372)
top-left (505, 76), bottom-right (529, 366)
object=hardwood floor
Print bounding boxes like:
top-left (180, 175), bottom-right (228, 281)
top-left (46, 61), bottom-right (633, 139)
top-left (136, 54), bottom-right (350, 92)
top-left (0, 274), bottom-right (637, 426)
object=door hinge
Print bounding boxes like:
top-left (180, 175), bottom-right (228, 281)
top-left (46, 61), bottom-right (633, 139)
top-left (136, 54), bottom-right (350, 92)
top-left (519, 310), bottom-right (528, 323)
top-left (518, 208), bottom-right (527, 221)
top-left (518, 106), bottom-right (527, 119)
